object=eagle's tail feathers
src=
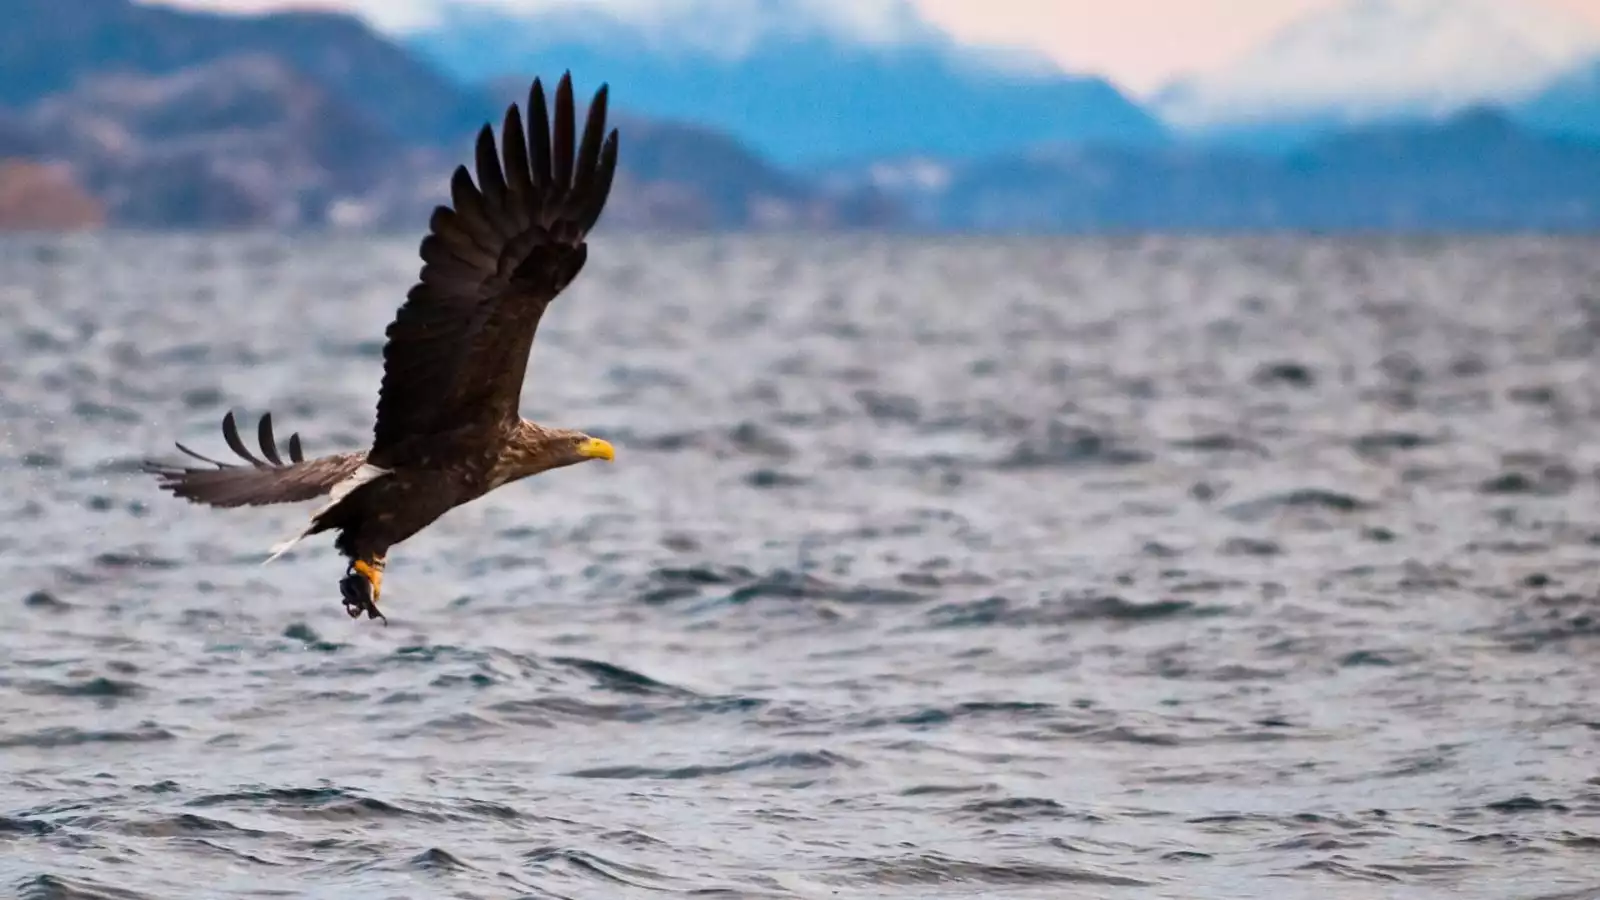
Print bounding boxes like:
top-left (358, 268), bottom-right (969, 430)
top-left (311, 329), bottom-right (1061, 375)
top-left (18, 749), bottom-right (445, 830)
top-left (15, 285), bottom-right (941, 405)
top-left (264, 524), bottom-right (314, 564)
top-left (262, 464), bottom-right (391, 563)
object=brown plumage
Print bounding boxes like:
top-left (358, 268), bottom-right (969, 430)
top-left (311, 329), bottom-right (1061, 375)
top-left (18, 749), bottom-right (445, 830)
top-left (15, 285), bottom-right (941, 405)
top-left (143, 410), bottom-right (368, 507)
top-left (143, 73), bottom-right (620, 623)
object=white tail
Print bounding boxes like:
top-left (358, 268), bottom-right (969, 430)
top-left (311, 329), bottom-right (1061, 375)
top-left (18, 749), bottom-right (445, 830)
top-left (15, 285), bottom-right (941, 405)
top-left (262, 463), bottom-right (390, 564)
top-left (264, 523), bottom-right (314, 564)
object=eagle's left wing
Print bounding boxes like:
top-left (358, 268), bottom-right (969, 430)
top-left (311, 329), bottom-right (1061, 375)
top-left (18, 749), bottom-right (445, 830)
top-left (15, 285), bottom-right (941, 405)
top-left (143, 411), bottom-right (369, 508)
top-left (368, 73), bottom-right (619, 467)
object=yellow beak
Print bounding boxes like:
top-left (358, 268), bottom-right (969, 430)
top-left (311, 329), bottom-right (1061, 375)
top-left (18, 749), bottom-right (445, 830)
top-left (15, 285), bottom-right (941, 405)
top-left (577, 437), bottom-right (615, 462)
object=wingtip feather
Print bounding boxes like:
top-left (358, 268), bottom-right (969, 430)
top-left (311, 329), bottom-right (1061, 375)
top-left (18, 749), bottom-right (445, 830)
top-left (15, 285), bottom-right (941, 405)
top-left (529, 79), bottom-right (552, 189)
top-left (257, 412), bottom-right (284, 466)
top-left (475, 123), bottom-right (507, 204)
top-left (572, 81), bottom-right (610, 197)
top-left (551, 73), bottom-right (577, 192)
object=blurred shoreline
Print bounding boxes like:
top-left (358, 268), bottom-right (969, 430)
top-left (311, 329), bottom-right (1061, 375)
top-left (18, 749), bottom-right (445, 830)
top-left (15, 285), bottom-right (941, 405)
top-left (2, 0), bottom-right (1599, 234)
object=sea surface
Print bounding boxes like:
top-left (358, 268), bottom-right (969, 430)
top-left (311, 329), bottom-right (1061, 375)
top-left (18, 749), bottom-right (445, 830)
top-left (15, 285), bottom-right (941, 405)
top-left (1, 233), bottom-right (1598, 900)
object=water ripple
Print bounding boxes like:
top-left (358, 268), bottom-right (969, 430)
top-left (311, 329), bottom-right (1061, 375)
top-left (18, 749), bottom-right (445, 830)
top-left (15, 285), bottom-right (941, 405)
top-left (3, 233), bottom-right (1599, 898)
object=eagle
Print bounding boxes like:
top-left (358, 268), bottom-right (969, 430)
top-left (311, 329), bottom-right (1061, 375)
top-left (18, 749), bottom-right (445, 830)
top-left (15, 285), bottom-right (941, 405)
top-left (142, 74), bottom-right (620, 624)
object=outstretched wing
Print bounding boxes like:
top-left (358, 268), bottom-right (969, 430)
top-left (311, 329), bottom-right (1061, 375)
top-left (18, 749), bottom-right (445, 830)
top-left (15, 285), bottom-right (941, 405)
top-left (143, 411), bottom-right (368, 508)
top-left (370, 72), bottom-right (620, 465)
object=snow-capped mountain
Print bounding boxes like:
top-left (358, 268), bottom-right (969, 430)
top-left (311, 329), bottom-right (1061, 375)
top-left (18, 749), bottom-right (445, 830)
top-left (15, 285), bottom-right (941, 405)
top-left (404, 0), bottom-right (944, 65)
top-left (1154, 0), bottom-right (1600, 142)
top-left (1515, 58), bottom-right (1600, 141)
top-left (400, 0), bottom-right (1167, 165)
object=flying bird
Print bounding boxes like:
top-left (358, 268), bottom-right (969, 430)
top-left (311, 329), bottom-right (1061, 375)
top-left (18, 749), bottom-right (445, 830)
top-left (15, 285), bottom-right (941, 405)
top-left (143, 73), bottom-right (620, 624)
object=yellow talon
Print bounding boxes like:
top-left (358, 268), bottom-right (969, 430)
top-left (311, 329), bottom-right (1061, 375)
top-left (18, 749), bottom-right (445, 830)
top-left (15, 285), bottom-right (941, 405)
top-left (352, 559), bottom-right (383, 601)
top-left (341, 556), bottom-right (388, 623)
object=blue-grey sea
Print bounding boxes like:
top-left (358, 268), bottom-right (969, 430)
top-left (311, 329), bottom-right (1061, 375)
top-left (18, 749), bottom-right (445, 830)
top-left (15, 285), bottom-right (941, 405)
top-left (1, 233), bottom-right (1598, 900)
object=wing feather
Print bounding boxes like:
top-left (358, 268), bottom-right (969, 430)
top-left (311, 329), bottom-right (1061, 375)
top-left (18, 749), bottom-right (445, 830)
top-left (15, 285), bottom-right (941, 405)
top-left (529, 80), bottom-right (552, 191)
top-left (550, 75), bottom-right (576, 194)
top-left (222, 410), bottom-right (265, 466)
top-left (580, 133), bottom-right (619, 233)
top-left (257, 413), bottom-right (285, 465)
top-left (143, 411), bottom-right (368, 509)
top-left (571, 85), bottom-right (608, 199)
top-left (368, 71), bottom-right (620, 464)
top-left (474, 123), bottom-right (509, 214)
top-left (448, 165), bottom-right (497, 249)
top-left (501, 104), bottom-right (535, 228)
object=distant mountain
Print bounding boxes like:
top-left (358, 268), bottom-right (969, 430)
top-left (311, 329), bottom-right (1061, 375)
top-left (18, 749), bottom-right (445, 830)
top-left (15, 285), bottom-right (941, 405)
top-left (1155, 0), bottom-right (1600, 149)
top-left (1515, 58), bottom-right (1600, 142)
top-left (607, 115), bottom-right (898, 229)
top-left (0, 160), bottom-right (103, 229)
top-left (12, 54), bottom-right (408, 228)
top-left (834, 109), bottom-right (1600, 232)
top-left (0, 0), bottom-right (491, 146)
top-left (0, 0), bottom-right (894, 230)
top-left (3, 0), bottom-right (1597, 233)
top-left (402, 0), bottom-right (1167, 165)
top-left (409, 0), bottom-right (951, 66)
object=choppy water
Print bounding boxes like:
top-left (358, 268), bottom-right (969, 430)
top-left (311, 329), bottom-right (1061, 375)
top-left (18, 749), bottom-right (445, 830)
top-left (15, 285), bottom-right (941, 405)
top-left (2, 233), bottom-right (1599, 899)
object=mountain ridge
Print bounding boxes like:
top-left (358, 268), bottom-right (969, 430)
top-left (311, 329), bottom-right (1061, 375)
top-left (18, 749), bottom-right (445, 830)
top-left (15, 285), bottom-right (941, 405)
top-left (1, 0), bottom-right (492, 146)
top-left (0, 0), bottom-right (891, 230)
top-left (404, 0), bottom-right (1169, 165)
top-left (1, 0), bottom-right (1596, 232)
top-left (831, 106), bottom-right (1600, 232)
top-left (1516, 58), bottom-right (1600, 142)
top-left (1153, 0), bottom-right (1600, 148)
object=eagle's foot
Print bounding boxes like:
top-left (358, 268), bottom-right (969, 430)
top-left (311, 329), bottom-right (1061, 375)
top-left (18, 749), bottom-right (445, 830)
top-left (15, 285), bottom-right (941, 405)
top-left (339, 557), bottom-right (386, 625)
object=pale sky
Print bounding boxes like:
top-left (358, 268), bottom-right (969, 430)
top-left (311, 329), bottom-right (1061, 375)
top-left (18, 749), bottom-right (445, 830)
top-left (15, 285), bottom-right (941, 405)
top-left (918, 0), bottom-right (1600, 91)
top-left (156, 0), bottom-right (1600, 93)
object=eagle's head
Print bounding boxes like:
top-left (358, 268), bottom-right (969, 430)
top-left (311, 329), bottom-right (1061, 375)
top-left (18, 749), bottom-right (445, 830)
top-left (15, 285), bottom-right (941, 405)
top-left (564, 431), bottom-right (616, 466)
top-left (519, 426), bottom-right (615, 477)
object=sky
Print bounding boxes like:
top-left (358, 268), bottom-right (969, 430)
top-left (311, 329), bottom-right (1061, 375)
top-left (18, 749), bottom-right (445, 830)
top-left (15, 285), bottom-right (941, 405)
top-left (157, 0), bottom-right (1600, 93)
top-left (918, 0), bottom-right (1600, 92)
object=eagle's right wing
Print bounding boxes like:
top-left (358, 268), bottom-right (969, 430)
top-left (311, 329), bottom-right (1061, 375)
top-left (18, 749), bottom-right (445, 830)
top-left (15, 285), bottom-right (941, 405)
top-left (143, 411), bottom-right (368, 509)
top-left (368, 72), bottom-right (619, 466)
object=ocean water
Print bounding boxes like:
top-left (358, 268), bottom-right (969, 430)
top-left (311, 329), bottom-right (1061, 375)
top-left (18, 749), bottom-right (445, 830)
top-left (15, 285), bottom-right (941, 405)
top-left (1, 232), bottom-right (1598, 900)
